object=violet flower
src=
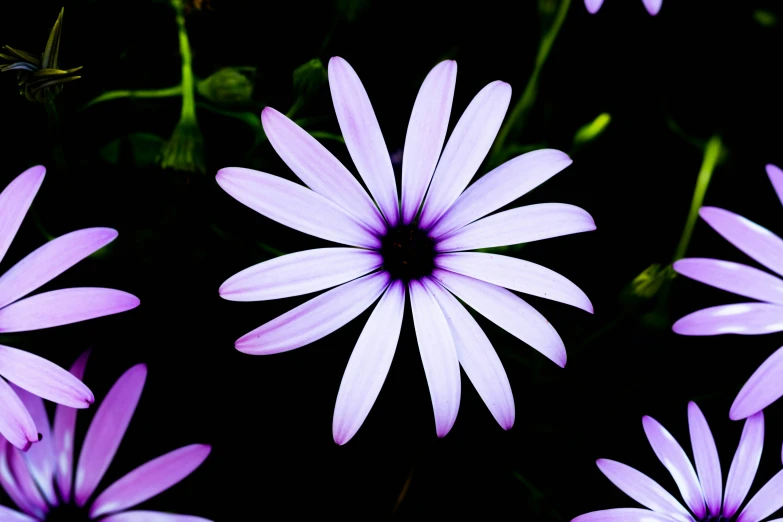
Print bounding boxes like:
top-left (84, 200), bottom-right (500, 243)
top-left (574, 402), bottom-right (783, 522)
top-left (217, 57), bottom-right (595, 444)
top-left (0, 351), bottom-right (212, 521)
top-left (0, 166), bottom-right (139, 451)
top-left (585, 0), bottom-right (662, 15)
top-left (673, 165), bottom-right (783, 420)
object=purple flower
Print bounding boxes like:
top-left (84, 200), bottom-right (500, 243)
top-left (0, 351), bottom-right (212, 521)
top-left (673, 164), bottom-right (783, 421)
top-left (585, 0), bottom-right (662, 15)
top-left (217, 57), bottom-right (595, 444)
top-left (574, 402), bottom-right (783, 522)
top-left (0, 167), bottom-right (140, 451)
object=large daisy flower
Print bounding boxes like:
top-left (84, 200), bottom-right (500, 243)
top-left (0, 166), bottom-right (140, 451)
top-left (574, 402), bottom-right (783, 522)
top-left (217, 57), bottom-right (595, 444)
top-left (0, 351), bottom-right (212, 521)
top-left (585, 0), bottom-right (662, 15)
top-left (673, 165), bottom-right (783, 421)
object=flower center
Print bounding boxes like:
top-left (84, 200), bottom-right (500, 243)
top-left (46, 503), bottom-right (91, 522)
top-left (379, 224), bottom-right (436, 282)
top-left (701, 516), bottom-right (731, 522)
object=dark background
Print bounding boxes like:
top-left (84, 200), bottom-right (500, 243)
top-left (2, 0), bottom-right (783, 519)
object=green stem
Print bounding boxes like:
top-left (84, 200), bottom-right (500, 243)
top-left (490, 0), bottom-right (571, 164)
top-left (81, 86), bottom-right (183, 109)
top-left (173, 0), bottom-right (196, 123)
top-left (44, 100), bottom-right (67, 174)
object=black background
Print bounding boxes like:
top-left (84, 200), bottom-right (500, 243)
top-left (2, 0), bottom-right (783, 519)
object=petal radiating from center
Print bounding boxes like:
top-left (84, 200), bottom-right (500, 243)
top-left (723, 412), bottom-right (764, 518)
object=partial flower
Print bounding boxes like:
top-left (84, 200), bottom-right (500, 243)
top-left (574, 402), bottom-right (783, 522)
top-left (0, 8), bottom-right (82, 104)
top-left (0, 351), bottom-right (212, 521)
top-left (217, 57), bottom-right (595, 444)
top-left (0, 166), bottom-right (139, 450)
top-left (585, 0), bottom-right (662, 15)
top-left (673, 164), bottom-right (783, 420)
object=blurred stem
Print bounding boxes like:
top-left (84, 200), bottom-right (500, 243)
top-left (490, 0), bottom-right (571, 164)
top-left (44, 101), bottom-right (67, 174)
top-left (173, 0), bottom-right (197, 125)
top-left (81, 86), bottom-right (183, 109)
top-left (286, 95), bottom-right (304, 119)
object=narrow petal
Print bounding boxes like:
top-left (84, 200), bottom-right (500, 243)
top-left (400, 60), bottom-right (457, 224)
top-left (687, 402), bottom-right (722, 516)
top-left (54, 350), bottom-right (90, 502)
top-left (642, 416), bottom-right (706, 519)
top-left (0, 378), bottom-right (38, 451)
top-left (235, 272), bottom-right (390, 355)
top-left (572, 509), bottom-right (676, 522)
top-left (673, 258), bottom-right (783, 306)
top-left (642, 0), bottom-right (662, 15)
top-left (435, 203), bottom-right (595, 252)
top-left (767, 164), bottom-right (783, 207)
top-left (584, 0), bottom-right (604, 14)
top-left (333, 281), bottom-right (404, 445)
top-left (737, 469), bottom-right (783, 522)
top-left (672, 303), bottom-right (783, 336)
top-left (260, 107), bottom-right (386, 234)
top-left (0, 440), bottom-right (43, 518)
top-left (219, 248), bottom-right (381, 302)
top-left (731, 346), bottom-right (783, 420)
top-left (409, 279), bottom-right (460, 437)
top-left (699, 206), bottom-right (783, 278)
top-left (90, 444), bottom-right (211, 518)
top-left (216, 167), bottom-right (380, 249)
top-left (723, 412), bottom-right (764, 518)
top-left (428, 149), bottom-right (573, 239)
top-left (595, 459), bottom-right (693, 522)
top-left (418, 81), bottom-right (512, 229)
top-left (7, 444), bottom-right (48, 516)
top-left (102, 512), bottom-right (213, 522)
top-left (424, 278), bottom-right (514, 430)
top-left (432, 268), bottom-right (567, 367)
top-left (435, 252), bottom-right (593, 313)
top-left (11, 386), bottom-right (57, 506)
top-left (0, 505), bottom-right (36, 522)
top-left (0, 345), bottom-right (93, 407)
top-left (0, 228), bottom-right (118, 310)
top-left (0, 166), bottom-right (45, 265)
top-left (74, 364), bottom-right (147, 506)
top-left (328, 57), bottom-right (399, 226)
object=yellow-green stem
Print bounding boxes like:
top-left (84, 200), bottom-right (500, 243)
top-left (82, 86), bottom-right (183, 109)
top-left (173, 0), bottom-right (196, 123)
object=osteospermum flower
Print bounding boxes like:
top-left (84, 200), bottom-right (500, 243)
top-left (673, 164), bottom-right (783, 421)
top-left (217, 57), bottom-right (595, 444)
top-left (0, 351), bottom-right (212, 521)
top-left (585, 0), bottom-right (662, 15)
top-left (574, 402), bottom-right (783, 522)
top-left (0, 166), bottom-right (139, 451)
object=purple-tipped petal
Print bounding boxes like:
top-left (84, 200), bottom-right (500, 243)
top-left (0, 440), bottom-right (43, 517)
top-left (11, 386), bottom-right (57, 506)
top-left (642, 416), bottom-right (706, 519)
top-left (0, 228), bottom-right (118, 310)
top-left (736, 468), bottom-right (783, 522)
top-left (54, 349), bottom-right (90, 502)
top-left (7, 442), bottom-right (48, 516)
top-left (216, 167), bottom-right (380, 249)
top-left (594, 459), bottom-right (693, 522)
top-left (428, 149), bottom-right (573, 239)
top-left (436, 252), bottom-right (593, 313)
top-left (643, 0), bottom-right (662, 15)
top-left (74, 364), bottom-right (147, 506)
top-left (0, 166), bottom-right (45, 265)
top-left (731, 346), bottom-right (783, 420)
top-left (435, 203), bottom-right (595, 252)
top-left (419, 81), bottom-right (512, 229)
top-left (572, 509), bottom-right (677, 522)
top-left (260, 107), bottom-right (386, 234)
top-left (333, 281), bottom-right (404, 445)
top-left (400, 60), bottom-right (457, 224)
top-left (672, 303), bottom-right (783, 336)
top-left (723, 412), bottom-right (764, 518)
top-left (409, 279), bottom-right (460, 437)
top-left (425, 279), bottom-right (514, 430)
top-left (766, 164), bottom-right (783, 207)
top-left (235, 272), bottom-right (390, 355)
top-left (328, 57), bottom-right (399, 226)
top-left (673, 258), bottom-right (783, 306)
top-left (687, 402), bottom-right (722, 516)
top-left (90, 444), bottom-right (211, 518)
top-left (584, 0), bottom-right (604, 14)
top-left (219, 248), bottom-right (381, 302)
top-left (102, 512), bottom-right (213, 522)
top-left (0, 378), bottom-right (38, 451)
top-left (432, 268), bottom-right (567, 367)
top-left (0, 505), bottom-right (37, 522)
top-left (699, 206), bottom-right (783, 278)
top-left (0, 345), bottom-right (93, 408)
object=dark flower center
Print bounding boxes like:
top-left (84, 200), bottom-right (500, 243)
top-left (701, 516), bottom-right (731, 522)
top-left (46, 503), bottom-right (91, 522)
top-left (379, 224), bottom-right (436, 282)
